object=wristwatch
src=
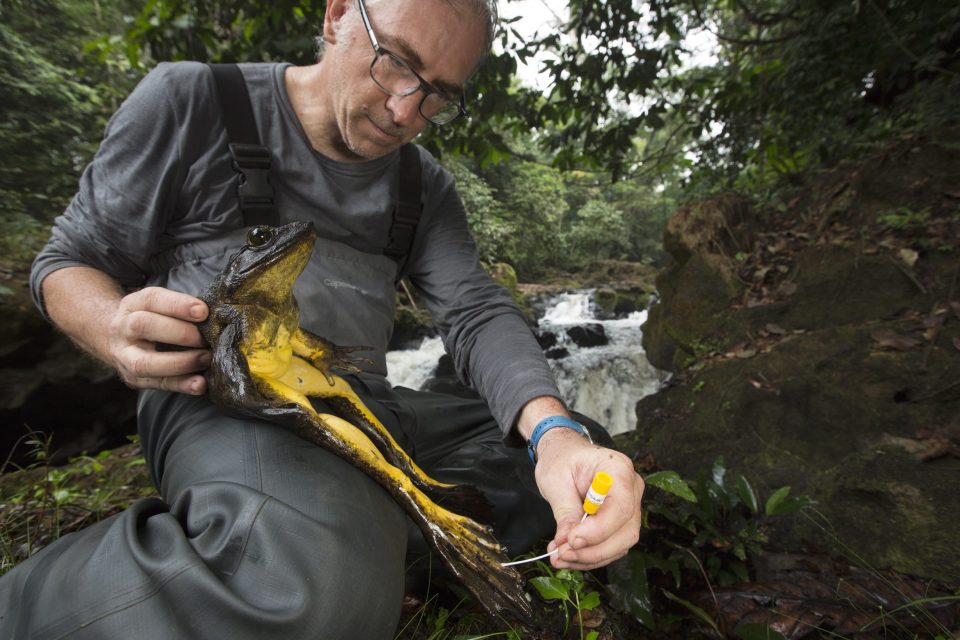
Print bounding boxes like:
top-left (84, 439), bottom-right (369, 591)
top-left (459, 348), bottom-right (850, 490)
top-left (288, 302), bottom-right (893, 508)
top-left (527, 416), bottom-right (592, 463)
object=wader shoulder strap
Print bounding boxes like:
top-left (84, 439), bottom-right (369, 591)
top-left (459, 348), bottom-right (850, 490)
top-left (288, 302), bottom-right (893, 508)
top-left (385, 143), bottom-right (423, 278)
top-left (207, 63), bottom-right (423, 271)
top-left (207, 63), bottom-right (276, 226)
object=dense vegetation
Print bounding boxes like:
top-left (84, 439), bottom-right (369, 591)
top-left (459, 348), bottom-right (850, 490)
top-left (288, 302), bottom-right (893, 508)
top-left (4, 0), bottom-right (956, 276)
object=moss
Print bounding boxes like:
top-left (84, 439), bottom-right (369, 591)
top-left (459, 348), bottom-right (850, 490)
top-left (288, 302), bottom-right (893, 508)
top-left (485, 262), bottom-right (533, 318)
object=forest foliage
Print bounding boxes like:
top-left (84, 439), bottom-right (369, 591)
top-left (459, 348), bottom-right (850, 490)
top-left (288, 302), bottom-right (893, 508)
top-left (2, 0), bottom-right (958, 276)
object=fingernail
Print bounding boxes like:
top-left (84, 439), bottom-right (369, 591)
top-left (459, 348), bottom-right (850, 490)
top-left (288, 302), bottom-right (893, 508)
top-left (198, 351), bottom-right (212, 367)
top-left (191, 304), bottom-right (206, 320)
top-left (562, 549), bottom-right (578, 562)
top-left (190, 378), bottom-right (204, 394)
top-left (571, 537), bottom-right (586, 549)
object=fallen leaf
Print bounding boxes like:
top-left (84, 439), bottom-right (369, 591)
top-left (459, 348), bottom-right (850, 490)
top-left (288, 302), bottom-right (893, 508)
top-left (777, 281), bottom-right (798, 296)
top-left (953, 337), bottom-right (960, 351)
top-left (871, 330), bottom-right (922, 351)
top-left (580, 605), bottom-right (606, 628)
top-left (898, 248), bottom-right (919, 269)
top-left (734, 347), bottom-right (757, 359)
top-left (917, 437), bottom-right (952, 463)
top-left (765, 323), bottom-right (788, 336)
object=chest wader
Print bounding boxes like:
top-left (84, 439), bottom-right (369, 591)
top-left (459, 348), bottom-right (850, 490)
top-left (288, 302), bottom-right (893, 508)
top-left (206, 63), bottom-right (614, 595)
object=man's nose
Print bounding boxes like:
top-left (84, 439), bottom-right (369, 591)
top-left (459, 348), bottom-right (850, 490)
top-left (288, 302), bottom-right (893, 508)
top-left (385, 92), bottom-right (421, 126)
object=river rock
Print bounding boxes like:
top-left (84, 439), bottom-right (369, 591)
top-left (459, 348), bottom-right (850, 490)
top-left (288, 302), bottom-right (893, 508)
top-left (566, 324), bottom-right (608, 348)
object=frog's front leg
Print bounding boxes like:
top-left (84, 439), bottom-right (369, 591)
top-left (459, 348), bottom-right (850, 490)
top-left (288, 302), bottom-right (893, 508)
top-left (291, 327), bottom-right (373, 384)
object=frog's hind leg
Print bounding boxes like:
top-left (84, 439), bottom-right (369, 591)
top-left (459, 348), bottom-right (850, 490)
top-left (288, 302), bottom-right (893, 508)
top-left (272, 402), bottom-right (531, 623)
top-left (276, 356), bottom-right (493, 522)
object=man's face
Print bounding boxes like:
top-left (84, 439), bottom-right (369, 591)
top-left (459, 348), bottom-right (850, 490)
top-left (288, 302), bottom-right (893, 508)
top-left (323, 0), bottom-right (486, 161)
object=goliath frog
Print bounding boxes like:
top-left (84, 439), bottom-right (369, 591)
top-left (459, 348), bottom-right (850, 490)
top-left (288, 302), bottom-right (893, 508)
top-left (196, 221), bottom-right (531, 621)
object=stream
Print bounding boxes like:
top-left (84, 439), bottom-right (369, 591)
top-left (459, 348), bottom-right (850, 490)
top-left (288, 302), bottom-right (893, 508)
top-left (386, 291), bottom-right (668, 435)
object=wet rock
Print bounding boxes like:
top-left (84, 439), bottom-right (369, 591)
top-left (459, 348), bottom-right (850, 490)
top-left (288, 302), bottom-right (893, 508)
top-left (593, 287), bottom-right (649, 319)
top-left (1, 334), bottom-right (136, 467)
top-left (535, 330), bottom-right (557, 350)
top-left (420, 354), bottom-right (478, 399)
top-left (566, 324), bottom-right (608, 348)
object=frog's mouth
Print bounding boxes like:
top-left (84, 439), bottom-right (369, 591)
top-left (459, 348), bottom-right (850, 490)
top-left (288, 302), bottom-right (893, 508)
top-left (229, 223), bottom-right (317, 300)
top-left (235, 222), bottom-right (316, 278)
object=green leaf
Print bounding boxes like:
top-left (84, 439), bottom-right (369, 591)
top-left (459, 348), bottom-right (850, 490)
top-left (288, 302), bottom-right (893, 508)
top-left (530, 576), bottom-right (570, 601)
top-left (662, 590), bottom-right (721, 633)
top-left (735, 623), bottom-right (788, 640)
top-left (764, 486), bottom-right (792, 516)
top-left (736, 475), bottom-right (759, 514)
top-left (580, 591), bottom-right (601, 610)
top-left (768, 494), bottom-right (816, 516)
top-left (606, 553), bottom-right (655, 629)
top-left (645, 471), bottom-right (698, 502)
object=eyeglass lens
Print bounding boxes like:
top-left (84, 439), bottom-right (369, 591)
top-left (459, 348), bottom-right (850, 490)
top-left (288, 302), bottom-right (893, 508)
top-left (370, 53), bottom-right (461, 124)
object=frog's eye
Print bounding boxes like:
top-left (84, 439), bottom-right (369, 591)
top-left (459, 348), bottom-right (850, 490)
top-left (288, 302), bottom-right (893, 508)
top-left (247, 226), bottom-right (274, 248)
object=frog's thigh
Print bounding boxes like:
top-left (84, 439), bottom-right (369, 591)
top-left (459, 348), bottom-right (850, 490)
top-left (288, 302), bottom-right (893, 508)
top-left (276, 356), bottom-right (336, 396)
top-left (256, 374), bottom-right (396, 472)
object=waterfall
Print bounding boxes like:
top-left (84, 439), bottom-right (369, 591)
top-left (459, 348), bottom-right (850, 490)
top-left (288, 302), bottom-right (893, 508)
top-left (385, 335), bottom-right (446, 391)
top-left (386, 290), bottom-right (667, 435)
top-left (537, 291), bottom-right (667, 435)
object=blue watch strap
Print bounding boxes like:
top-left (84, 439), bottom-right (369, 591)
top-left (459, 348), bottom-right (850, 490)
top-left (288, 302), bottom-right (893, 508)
top-left (527, 416), bottom-right (591, 463)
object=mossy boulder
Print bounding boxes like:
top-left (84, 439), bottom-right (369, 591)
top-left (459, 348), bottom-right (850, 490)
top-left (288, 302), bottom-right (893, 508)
top-left (593, 286), bottom-right (649, 319)
top-left (626, 131), bottom-right (960, 581)
top-left (486, 262), bottom-right (533, 319)
top-left (622, 320), bottom-right (960, 578)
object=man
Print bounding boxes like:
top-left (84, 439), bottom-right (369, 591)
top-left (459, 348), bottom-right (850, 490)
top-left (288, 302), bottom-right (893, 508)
top-left (0, 0), bottom-right (644, 637)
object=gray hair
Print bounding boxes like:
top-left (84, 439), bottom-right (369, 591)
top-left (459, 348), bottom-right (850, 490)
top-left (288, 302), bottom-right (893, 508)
top-left (315, 0), bottom-right (499, 63)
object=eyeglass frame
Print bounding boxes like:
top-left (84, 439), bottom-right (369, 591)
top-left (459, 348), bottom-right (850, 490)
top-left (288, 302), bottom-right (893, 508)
top-left (355, 0), bottom-right (467, 125)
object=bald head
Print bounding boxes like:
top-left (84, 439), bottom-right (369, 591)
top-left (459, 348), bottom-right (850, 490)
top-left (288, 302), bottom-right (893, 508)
top-left (316, 0), bottom-right (498, 63)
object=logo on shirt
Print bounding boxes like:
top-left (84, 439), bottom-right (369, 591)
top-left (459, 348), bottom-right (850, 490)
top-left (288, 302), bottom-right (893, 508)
top-left (323, 278), bottom-right (370, 296)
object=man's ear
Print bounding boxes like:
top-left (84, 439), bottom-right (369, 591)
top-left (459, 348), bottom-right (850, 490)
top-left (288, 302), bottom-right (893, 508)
top-left (323, 0), bottom-right (353, 45)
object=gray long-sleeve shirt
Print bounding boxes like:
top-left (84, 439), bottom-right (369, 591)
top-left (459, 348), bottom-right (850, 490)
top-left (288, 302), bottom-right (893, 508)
top-left (30, 61), bottom-right (560, 441)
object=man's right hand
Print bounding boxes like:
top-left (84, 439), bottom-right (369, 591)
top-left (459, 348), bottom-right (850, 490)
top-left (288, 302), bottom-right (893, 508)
top-left (42, 267), bottom-right (211, 395)
top-left (108, 287), bottom-right (211, 394)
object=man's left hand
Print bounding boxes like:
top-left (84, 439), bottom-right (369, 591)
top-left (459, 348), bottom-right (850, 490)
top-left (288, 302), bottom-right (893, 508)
top-left (534, 427), bottom-right (644, 570)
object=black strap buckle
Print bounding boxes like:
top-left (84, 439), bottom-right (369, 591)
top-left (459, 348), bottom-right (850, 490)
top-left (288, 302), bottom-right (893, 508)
top-left (229, 143), bottom-right (274, 209)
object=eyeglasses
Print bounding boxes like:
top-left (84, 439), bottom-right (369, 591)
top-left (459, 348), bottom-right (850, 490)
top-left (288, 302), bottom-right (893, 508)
top-left (356, 0), bottom-right (466, 125)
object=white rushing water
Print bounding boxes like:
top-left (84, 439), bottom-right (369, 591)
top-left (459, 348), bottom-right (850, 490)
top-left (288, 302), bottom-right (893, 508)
top-left (385, 335), bottom-right (447, 391)
top-left (386, 291), bottom-right (668, 435)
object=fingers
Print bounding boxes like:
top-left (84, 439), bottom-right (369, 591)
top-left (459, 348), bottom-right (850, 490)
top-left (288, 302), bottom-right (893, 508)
top-left (109, 287), bottom-right (211, 394)
top-left (553, 471), bottom-right (645, 570)
top-left (115, 345), bottom-right (211, 394)
top-left (124, 286), bottom-right (209, 323)
top-left (534, 437), bottom-right (645, 571)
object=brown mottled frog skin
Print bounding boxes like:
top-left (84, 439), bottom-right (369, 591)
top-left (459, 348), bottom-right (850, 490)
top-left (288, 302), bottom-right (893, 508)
top-left (197, 221), bottom-right (531, 621)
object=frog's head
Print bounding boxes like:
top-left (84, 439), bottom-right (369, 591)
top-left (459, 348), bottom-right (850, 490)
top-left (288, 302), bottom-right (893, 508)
top-left (219, 221), bottom-right (317, 305)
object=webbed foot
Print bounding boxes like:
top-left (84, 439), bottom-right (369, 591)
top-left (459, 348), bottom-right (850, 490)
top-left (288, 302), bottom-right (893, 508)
top-left (314, 342), bottom-right (374, 384)
top-left (425, 510), bottom-right (533, 622)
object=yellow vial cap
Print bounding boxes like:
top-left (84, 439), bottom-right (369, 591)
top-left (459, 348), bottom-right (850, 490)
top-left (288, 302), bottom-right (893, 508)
top-left (582, 471), bottom-right (614, 515)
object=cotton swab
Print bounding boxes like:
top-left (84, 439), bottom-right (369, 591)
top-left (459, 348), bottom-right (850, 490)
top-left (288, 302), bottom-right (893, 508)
top-left (501, 471), bottom-right (614, 567)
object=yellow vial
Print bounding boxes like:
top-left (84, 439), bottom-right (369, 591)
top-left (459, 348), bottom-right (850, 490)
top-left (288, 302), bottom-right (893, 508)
top-left (582, 471), bottom-right (614, 515)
